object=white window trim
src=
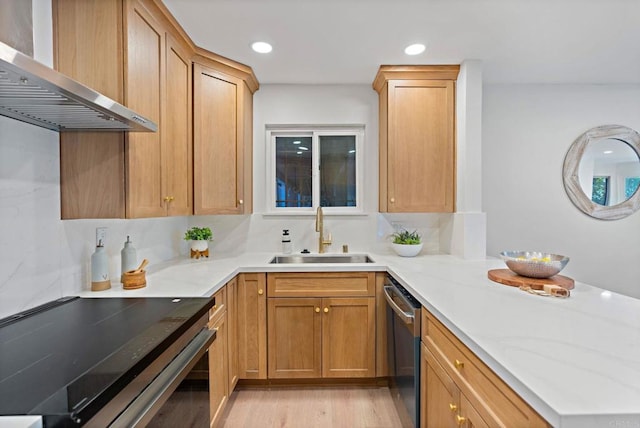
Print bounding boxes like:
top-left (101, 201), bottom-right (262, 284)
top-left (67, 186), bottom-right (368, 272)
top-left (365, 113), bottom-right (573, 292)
top-left (265, 125), bottom-right (365, 215)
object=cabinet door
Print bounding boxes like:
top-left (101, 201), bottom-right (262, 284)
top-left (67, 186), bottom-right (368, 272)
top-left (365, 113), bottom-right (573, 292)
top-left (386, 79), bottom-right (455, 213)
top-left (322, 297), bottom-right (375, 378)
top-left (162, 32), bottom-right (192, 216)
top-left (125, 0), bottom-right (165, 218)
top-left (193, 64), bottom-right (245, 214)
top-left (226, 277), bottom-right (239, 391)
top-left (209, 312), bottom-right (228, 428)
top-left (237, 273), bottom-right (267, 379)
top-left (268, 298), bottom-right (322, 379)
top-left (422, 344), bottom-right (458, 428)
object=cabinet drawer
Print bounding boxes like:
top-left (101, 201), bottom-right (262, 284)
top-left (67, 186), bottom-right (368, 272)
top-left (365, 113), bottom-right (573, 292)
top-left (423, 309), bottom-right (548, 428)
top-left (209, 286), bottom-right (227, 322)
top-left (267, 272), bottom-right (375, 297)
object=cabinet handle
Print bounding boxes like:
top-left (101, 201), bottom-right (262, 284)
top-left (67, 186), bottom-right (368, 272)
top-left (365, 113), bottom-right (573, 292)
top-left (456, 415), bottom-right (466, 425)
top-left (163, 196), bottom-right (170, 202)
top-left (315, 307), bottom-right (320, 313)
top-left (449, 403), bottom-right (458, 412)
top-left (390, 197), bottom-right (395, 203)
top-left (238, 199), bottom-right (243, 205)
top-left (323, 307), bottom-right (329, 313)
top-left (258, 289), bottom-right (264, 295)
top-left (454, 359), bottom-right (464, 369)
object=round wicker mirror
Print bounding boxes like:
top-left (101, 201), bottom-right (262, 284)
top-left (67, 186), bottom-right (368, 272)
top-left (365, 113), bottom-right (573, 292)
top-left (563, 124), bottom-right (640, 220)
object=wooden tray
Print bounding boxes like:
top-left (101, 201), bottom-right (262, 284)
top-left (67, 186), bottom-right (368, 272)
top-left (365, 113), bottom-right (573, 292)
top-left (488, 269), bottom-right (574, 290)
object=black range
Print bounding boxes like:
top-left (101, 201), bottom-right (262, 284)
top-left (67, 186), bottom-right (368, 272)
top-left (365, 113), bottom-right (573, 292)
top-left (0, 296), bottom-right (214, 426)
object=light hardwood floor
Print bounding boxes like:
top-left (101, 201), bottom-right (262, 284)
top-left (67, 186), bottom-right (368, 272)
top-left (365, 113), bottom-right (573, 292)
top-left (219, 386), bottom-right (403, 428)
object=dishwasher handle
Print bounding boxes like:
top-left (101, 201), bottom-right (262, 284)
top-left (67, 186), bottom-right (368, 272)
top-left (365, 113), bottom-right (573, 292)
top-left (383, 285), bottom-right (415, 325)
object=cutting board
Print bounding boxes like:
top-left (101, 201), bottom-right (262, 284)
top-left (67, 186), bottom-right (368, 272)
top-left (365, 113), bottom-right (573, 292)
top-left (488, 269), bottom-right (574, 290)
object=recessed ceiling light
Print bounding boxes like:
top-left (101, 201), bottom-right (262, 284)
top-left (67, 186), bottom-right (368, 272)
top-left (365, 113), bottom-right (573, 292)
top-left (348, 150), bottom-right (356, 154)
top-left (603, 150), bottom-right (613, 154)
top-left (292, 140), bottom-right (301, 145)
top-left (252, 41), bottom-right (272, 54)
top-left (299, 146), bottom-right (309, 151)
top-left (404, 43), bottom-right (426, 55)
top-left (296, 151), bottom-right (303, 155)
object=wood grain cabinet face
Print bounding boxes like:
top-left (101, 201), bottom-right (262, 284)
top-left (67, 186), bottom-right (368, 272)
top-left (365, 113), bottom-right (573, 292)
top-left (193, 63), bottom-right (253, 215)
top-left (266, 273), bottom-right (376, 379)
top-left (237, 273), bottom-right (267, 380)
top-left (208, 309), bottom-right (228, 428)
top-left (374, 66), bottom-right (458, 213)
top-left (54, 0), bottom-right (194, 218)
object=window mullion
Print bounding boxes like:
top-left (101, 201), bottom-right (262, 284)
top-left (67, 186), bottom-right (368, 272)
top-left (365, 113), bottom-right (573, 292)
top-left (312, 132), bottom-right (320, 208)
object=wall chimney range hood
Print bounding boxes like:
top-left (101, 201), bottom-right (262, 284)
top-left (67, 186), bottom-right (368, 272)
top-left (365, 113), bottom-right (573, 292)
top-left (0, 41), bottom-right (157, 132)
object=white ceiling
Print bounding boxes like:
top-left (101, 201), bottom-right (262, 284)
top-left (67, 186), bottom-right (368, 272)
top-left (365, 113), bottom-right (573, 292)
top-left (163, 0), bottom-right (640, 85)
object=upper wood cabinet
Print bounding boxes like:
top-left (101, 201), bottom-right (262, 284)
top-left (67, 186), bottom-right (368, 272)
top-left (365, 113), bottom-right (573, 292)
top-left (192, 53), bottom-right (257, 215)
top-left (54, 0), bottom-right (257, 219)
top-left (54, 0), bottom-right (192, 218)
top-left (373, 65), bottom-right (459, 213)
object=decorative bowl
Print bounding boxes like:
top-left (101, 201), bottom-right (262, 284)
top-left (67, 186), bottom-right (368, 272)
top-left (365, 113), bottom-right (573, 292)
top-left (392, 243), bottom-right (423, 257)
top-left (500, 250), bottom-right (569, 278)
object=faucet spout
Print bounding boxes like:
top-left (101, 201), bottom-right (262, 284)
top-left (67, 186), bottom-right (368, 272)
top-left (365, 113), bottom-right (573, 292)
top-left (315, 207), bottom-right (332, 253)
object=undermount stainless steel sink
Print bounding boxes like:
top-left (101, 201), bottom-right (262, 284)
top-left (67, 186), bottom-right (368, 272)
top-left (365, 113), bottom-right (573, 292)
top-left (270, 254), bottom-right (374, 264)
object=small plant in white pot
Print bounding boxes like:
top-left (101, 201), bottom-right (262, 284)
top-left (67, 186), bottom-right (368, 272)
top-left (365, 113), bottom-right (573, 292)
top-left (184, 227), bottom-right (213, 259)
top-left (391, 229), bottom-right (423, 257)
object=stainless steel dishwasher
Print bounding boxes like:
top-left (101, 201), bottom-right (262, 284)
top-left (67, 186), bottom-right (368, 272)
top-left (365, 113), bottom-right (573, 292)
top-left (384, 275), bottom-right (421, 428)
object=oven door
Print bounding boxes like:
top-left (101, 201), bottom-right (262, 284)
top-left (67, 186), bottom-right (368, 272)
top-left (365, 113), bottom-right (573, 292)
top-left (384, 283), bottom-right (421, 428)
top-left (109, 328), bottom-right (215, 428)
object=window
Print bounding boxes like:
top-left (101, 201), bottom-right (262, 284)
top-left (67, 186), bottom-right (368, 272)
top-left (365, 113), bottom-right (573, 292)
top-left (267, 126), bottom-right (364, 214)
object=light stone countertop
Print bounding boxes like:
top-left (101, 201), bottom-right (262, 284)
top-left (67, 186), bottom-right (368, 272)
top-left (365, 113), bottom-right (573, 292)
top-left (80, 251), bottom-right (640, 428)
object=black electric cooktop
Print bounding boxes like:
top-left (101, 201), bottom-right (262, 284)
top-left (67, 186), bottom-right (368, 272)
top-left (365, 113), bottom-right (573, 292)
top-left (0, 296), bottom-right (212, 425)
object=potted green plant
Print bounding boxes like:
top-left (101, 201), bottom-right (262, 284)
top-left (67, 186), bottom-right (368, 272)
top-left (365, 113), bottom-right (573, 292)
top-left (391, 229), bottom-right (423, 257)
top-left (184, 226), bottom-right (213, 257)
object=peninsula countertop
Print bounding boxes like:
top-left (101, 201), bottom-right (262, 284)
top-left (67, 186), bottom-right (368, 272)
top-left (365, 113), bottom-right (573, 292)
top-left (80, 251), bottom-right (640, 428)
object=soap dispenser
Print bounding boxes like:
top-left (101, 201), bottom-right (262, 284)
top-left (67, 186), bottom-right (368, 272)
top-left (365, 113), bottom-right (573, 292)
top-left (282, 229), bottom-right (292, 254)
top-left (91, 240), bottom-right (111, 291)
top-left (120, 236), bottom-right (137, 282)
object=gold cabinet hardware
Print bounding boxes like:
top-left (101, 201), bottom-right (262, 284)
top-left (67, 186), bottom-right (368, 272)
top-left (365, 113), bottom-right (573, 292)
top-left (315, 307), bottom-right (320, 313)
top-left (163, 196), bottom-right (175, 202)
top-left (456, 415), bottom-right (466, 425)
top-left (449, 403), bottom-right (458, 412)
top-left (323, 307), bottom-right (329, 313)
top-left (238, 199), bottom-right (243, 205)
top-left (390, 197), bottom-right (395, 203)
top-left (454, 359), bottom-right (464, 369)
top-left (258, 288), bottom-right (264, 295)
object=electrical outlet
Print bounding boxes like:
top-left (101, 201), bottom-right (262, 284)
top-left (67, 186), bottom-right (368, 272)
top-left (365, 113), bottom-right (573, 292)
top-left (96, 227), bottom-right (107, 247)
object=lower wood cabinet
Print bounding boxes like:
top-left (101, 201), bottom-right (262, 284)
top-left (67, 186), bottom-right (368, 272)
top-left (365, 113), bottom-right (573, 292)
top-left (266, 272), bottom-right (376, 379)
top-left (421, 308), bottom-right (549, 428)
top-left (237, 273), bottom-right (267, 379)
top-left (208, 288), bottom-right (228, 428)
top-left (226, 277), bottom-right (239, 391)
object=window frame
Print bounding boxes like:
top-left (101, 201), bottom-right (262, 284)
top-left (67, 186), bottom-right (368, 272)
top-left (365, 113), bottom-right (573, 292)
top-left (266, 125), bottom-right (364, 215)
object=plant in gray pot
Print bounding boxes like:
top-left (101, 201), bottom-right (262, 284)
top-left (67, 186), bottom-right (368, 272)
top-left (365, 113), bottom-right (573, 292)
top-left (391, 229), bottom-right (423, 257)
top-left (185, 226), bottom-right (213, 259)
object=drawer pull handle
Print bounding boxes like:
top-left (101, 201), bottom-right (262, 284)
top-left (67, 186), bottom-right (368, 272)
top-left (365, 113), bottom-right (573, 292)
top-left (449, 403), bottom-right (458, 412)
top-left (324, 307), bottom-right (329, 313)
top-left (258, 289), bottom-right (264, 295)
top-left (315, 307), bottom-right (320, 313)
top-left (454, 359), bottom-right (464, 369)
top-left (456, 415), bottom-right (466, 425)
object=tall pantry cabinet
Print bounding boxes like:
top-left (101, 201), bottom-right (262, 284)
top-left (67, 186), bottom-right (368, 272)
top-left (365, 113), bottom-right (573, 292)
top-left (54, 0), bottom-right (258, 219)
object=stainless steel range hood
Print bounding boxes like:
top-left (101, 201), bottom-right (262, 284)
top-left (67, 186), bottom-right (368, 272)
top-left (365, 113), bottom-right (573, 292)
top-left (0, 41), bottom-right (157, 132)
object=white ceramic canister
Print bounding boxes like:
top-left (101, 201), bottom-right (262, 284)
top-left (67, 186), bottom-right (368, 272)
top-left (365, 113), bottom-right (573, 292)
top-left (91, 241), bottom-right (111, 291)
top-left (121, 236), bottom-right (138, 281)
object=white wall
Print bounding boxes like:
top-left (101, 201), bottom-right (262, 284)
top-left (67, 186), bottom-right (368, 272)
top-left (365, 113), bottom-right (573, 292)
top-left (483, 84), bottom-right (640, 298)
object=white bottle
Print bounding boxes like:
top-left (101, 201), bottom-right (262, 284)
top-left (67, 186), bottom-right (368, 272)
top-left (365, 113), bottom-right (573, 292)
top-left (282, 229), bottom-right (292, 254)
top-left (120, 236), bottom-right (138, 282)
top-left (91, 240), bottom-right (111, 291)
